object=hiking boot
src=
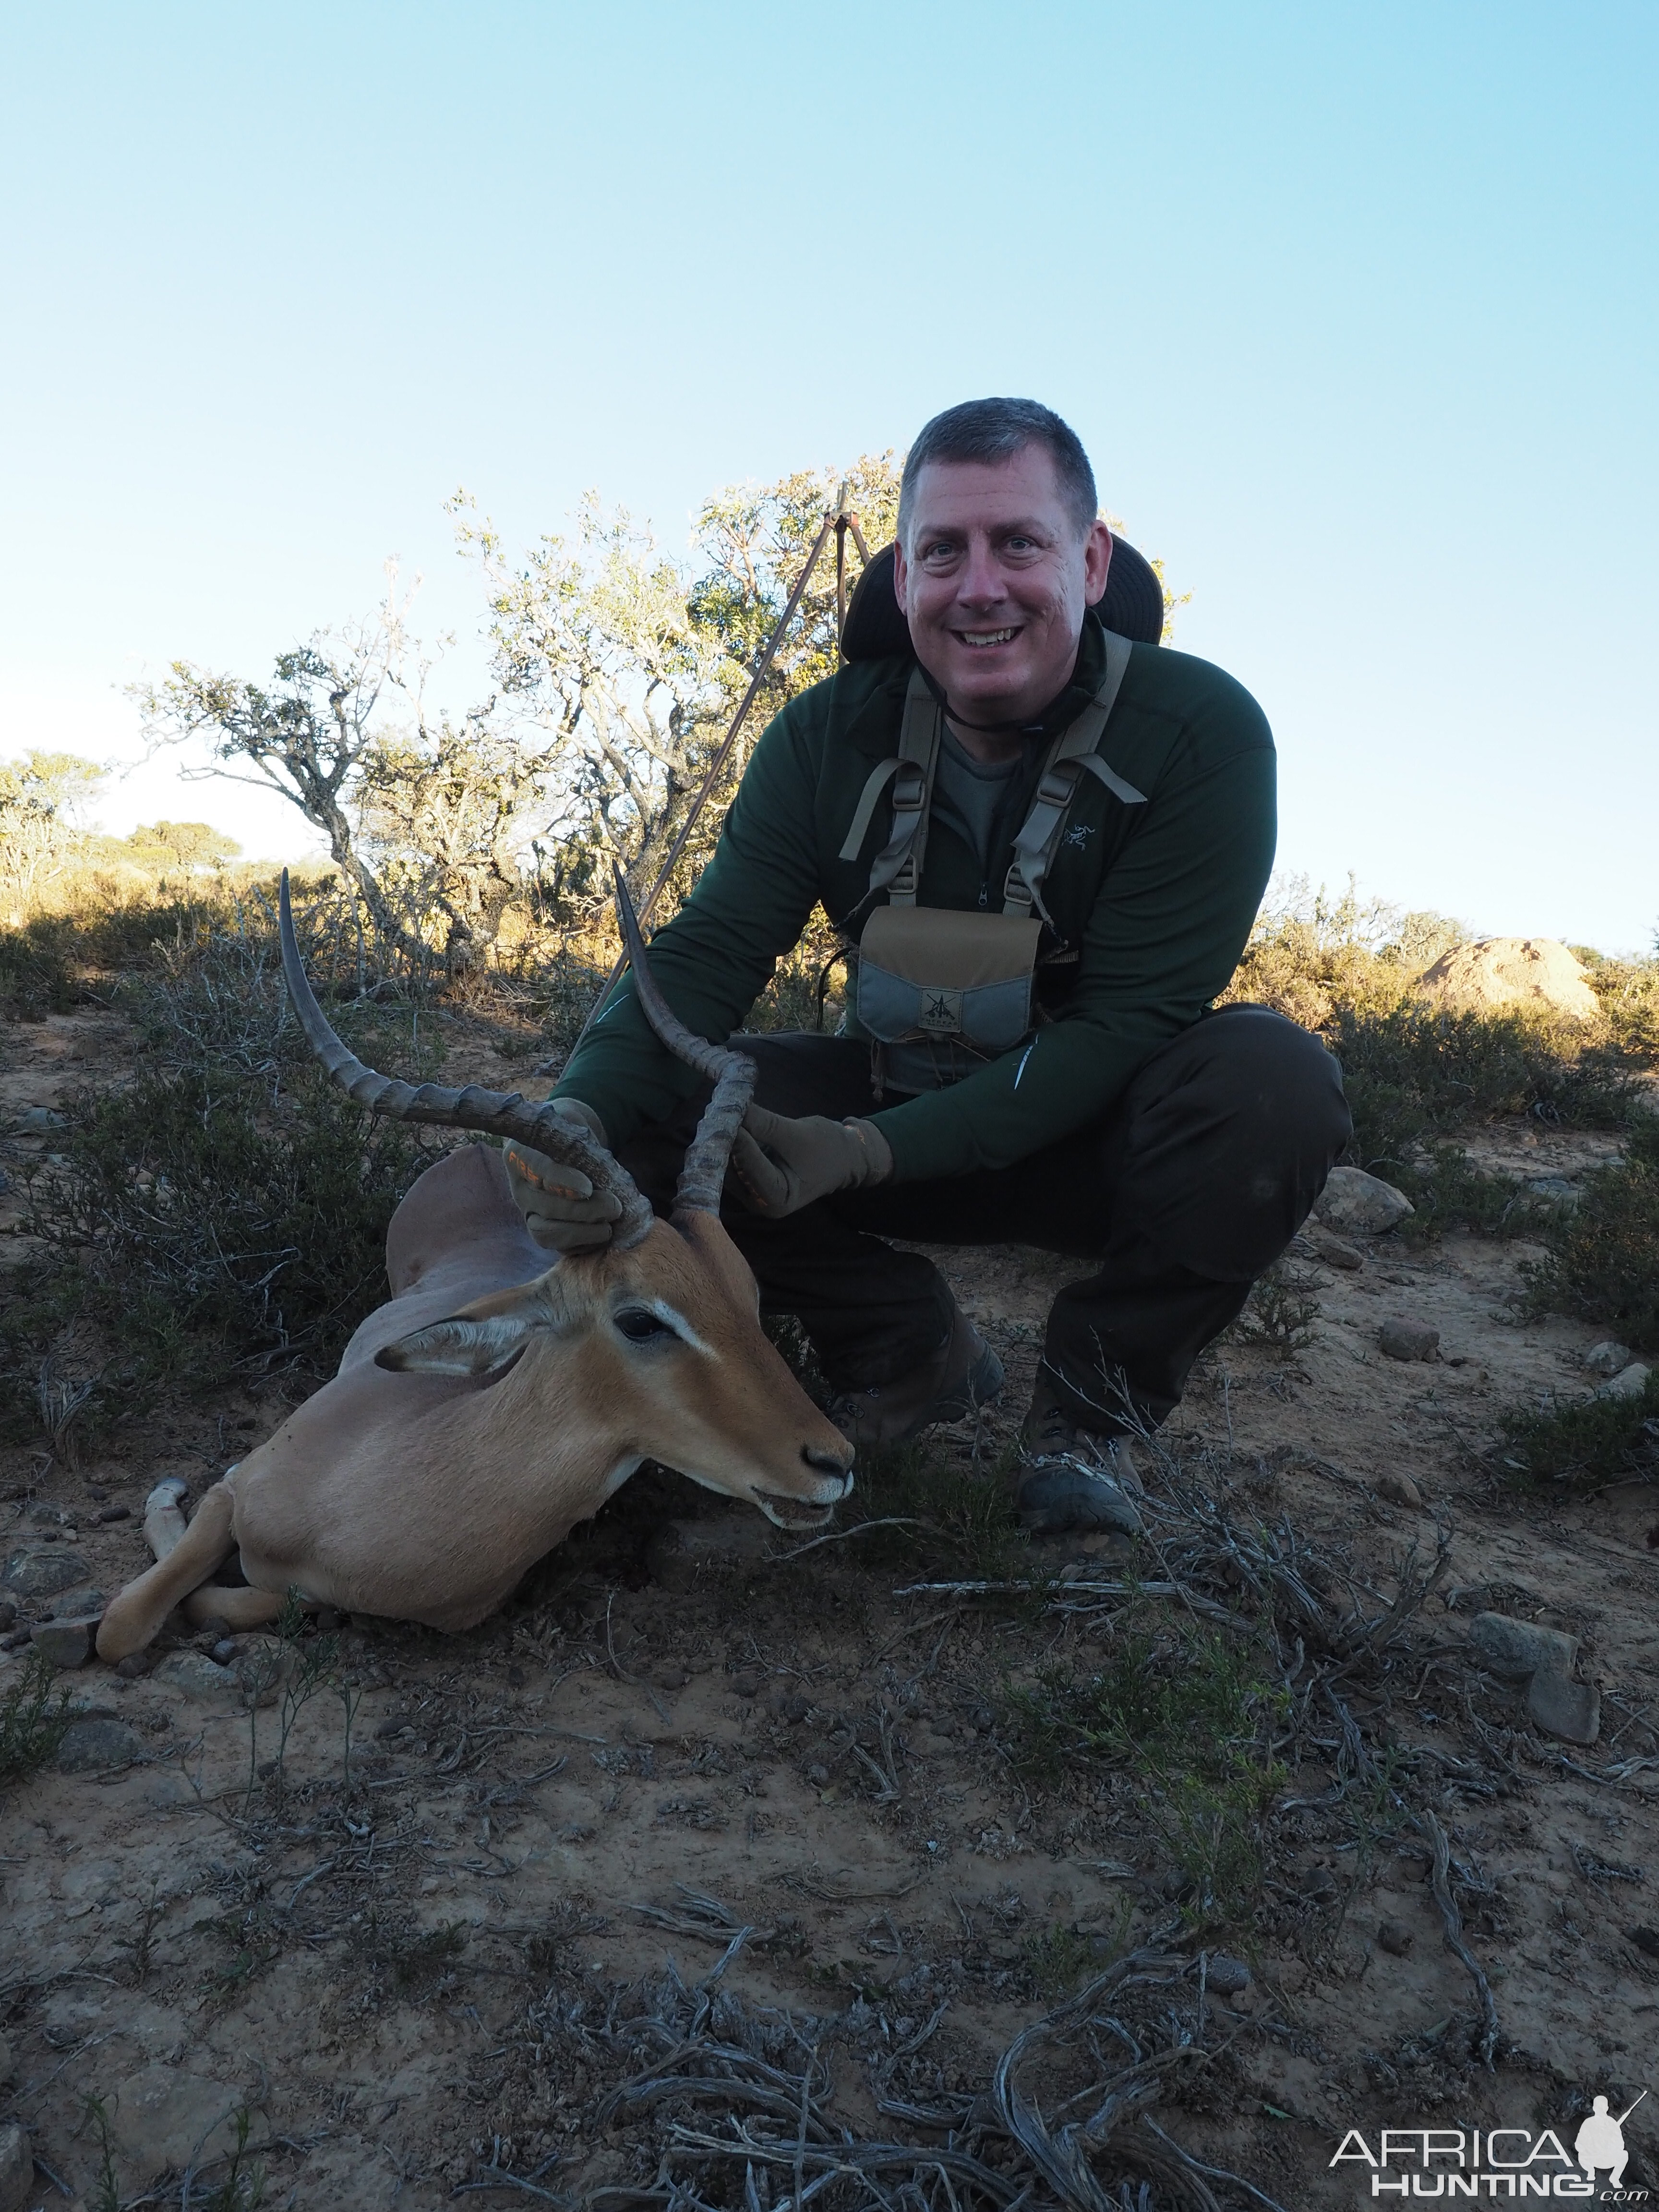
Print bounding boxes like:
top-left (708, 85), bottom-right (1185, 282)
top-left (827, 1305), bottom-right (1004, 1450)
top-left (1014, 1376), bottom-right (1145, 1536)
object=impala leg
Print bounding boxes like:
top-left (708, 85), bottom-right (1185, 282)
top-left (129, 1472), bottom-right (284, 1636)
top-left (97, 1480), bottom-right (239, 1662)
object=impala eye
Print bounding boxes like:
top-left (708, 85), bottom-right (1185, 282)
top-left (613, 1306), bottom-right (674, 1343)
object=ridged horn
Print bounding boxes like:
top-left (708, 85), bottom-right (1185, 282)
top-left (277, 871), bottom-right (656, 1250)
top-left (611, 864), bottom-right (755, 1217)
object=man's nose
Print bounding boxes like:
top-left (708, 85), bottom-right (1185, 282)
top-left (955, 541), bottom-right (1007, 605)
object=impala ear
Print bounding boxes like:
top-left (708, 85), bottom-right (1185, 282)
top-left (376, 1276), bottom-right (578, 1377)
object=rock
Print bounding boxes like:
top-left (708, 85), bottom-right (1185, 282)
top-left (95, 1502), bottom-right (132, 1523)
top-left (26, 1501), bottom-right (68, 1525)
top-left (44, 1585), bottom-right (105, 1620)
top-left (2, 1547), bottom-right (91, 1599)
top-left (1378, 1918), bottom-right (1415, 1956)
top-left (1469, 1611), bottom-right (1578, 1680)
top-left (1375, 1471), bottom-right (1424, 1509)
top-left (805, 1761), bottom-right (830, 1787)
top-left (151, 1650), bottom-right (242, 1706)
top-left (1526, 1671), bottom-right (1601, 1745)
top-left (1585, 1341), bottom-right (1635, 1378)
top-left (57, 1717), bottom-right (144, 1772)
top-left (1379, 1317), bottom-right (1440, 1362)
top-left (1524, 1177), bottom-right (1581, 1203)
top-left (0, 2032), bottom-right (11, 2082)
top-left (12, 1105), bottom-right (66, 1134)
top-left (1414, 937), bottom-right (1602, 1022)
top-left (115, 1651), bottom-right (154, 1680)
top-left (0, 1596), bottom-right (15, 1633)
top-left (1302, 1225), bottom-right (1365, 1270)
top-left (30, 1615), bottom-right (99, 1670)
top-left (1597, 1363), bottom-right (1652, 1402)
top-left (730, 1671), bottom-right (762, 1699)
top-left (1312, 1167), bottom-right (1415, 1237)
top-left (1204, 1953), bottom-right (1251, 1995)
top-left (0, 2122), bottom-right (33, 2212)
top-left (107, 2063), bottom-right (251, 2182)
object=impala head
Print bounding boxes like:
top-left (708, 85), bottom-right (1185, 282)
top-left (278, 869), bottom-right (854, 1529)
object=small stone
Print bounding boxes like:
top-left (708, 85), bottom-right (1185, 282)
top-left (151, 1649), bottom-right (242, 1706)
top-left (1469, 1611), bottom-right (1578, 1680)
top-left (1585, 1341), bottom-right (1635, 1378)
top-left (805, 1761), bottom-right (830, 1787)
top-left (1378, 1918), bottom-right (1415, 1956)
top-left (730, 1671), bottom-right (761, 1699)
top-left (1313, 1166), bottom-right (1415, 1237)
top-left (654, 1664), bottom-right (690, 1690)
top-left (2, 1547), bottom-right (91, 1599)
top-left (115, 1652), bottom-right (154, 1680)
top-left (1526, 1671), bottom-right (1601, 1746)
top-left (1380, 1317), bottom-right (1439, 1362)
top-left (1302, 1226), bottom-right (1365, 1270)
top-left (210, 1637), bottom-right (240, 1666)
top-left (1300, 1865), bottom-right (1338, 1902)
top-left (194, 1615), bottom-right (232, 1646)
top-left (57, 1717), bottom-right (144, 1772)
top-left (1375, 1472), bottom-right (1424, 1509)
top-left (95, 1503), bottom-right (132, 1523)
top-left (30, 1615), bottom-right (99, 1669)
top-left (1204, 1953), bottom-right (1251, 1995)
top-left (44, 1585), bottom-right (105, 1621)
top-left (13, 1105), bottom-right (66, 1133)
top-left (1597, 1363), bottom-right (1652, 1402)
top-left (0, 2121), bottom-right (33, 2212)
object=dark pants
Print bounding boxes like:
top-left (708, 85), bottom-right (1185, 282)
top-left (617, 1007), bottom-right (1352, 1435)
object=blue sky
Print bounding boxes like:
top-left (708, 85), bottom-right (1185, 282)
top-left (2, 1), bottom-right (1654, 949)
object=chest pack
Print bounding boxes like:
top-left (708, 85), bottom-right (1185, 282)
top-left (839, 633), bottom-right (1145, 1086)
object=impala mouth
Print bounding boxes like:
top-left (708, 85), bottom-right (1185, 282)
top-left (753, 1489), bottom-right (836, 1530)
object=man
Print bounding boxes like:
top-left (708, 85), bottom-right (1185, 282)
top-left (507, 398), bottom-right (1350, 1533)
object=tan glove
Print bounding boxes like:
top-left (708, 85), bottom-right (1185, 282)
top-left (504, 1101), bottom-right (621, 1253)
top-left (728, 1106), bottom-right (893, 1219)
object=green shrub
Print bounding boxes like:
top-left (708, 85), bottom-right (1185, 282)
top-left (0, 1650), bottom-right (76, 1784)
top-left (1523, 1118), bottom-right (1659, 1352)
top-left (1496, 1372), bottom-right (1659, 1485)
top-left (1, 911), bottom-right (445, 1443)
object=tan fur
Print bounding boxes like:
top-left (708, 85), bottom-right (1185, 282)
top-left (97, 1146), bottom-right (852, 1660)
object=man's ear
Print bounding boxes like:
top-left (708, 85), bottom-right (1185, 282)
top-left (1082, 520), bottom-right (1113, 608)
top-left (375, 1272), bottom-right (581, 1377)
top-left (891, 535), bottom-right (909, 614)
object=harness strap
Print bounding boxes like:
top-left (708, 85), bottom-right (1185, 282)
top-left (861, 668), bottom-right (940, 907)
top-left (1000, 630), bottom-right (1142, 922)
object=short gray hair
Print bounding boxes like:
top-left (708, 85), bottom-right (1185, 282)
top-left (898, 398), bottom-right (1098, 546)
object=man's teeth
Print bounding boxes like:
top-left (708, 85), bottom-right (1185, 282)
top-left (961, 628), bottom-right (1016, 647)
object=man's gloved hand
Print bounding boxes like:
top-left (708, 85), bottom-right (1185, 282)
top-left (729, 1106), bottom-right (892, 1219)
top-left (504, 1100), bottom-right (621, 1253)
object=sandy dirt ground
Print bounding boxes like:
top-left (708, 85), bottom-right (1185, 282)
top-left (2, 1006), bottom-right (1656, 2211)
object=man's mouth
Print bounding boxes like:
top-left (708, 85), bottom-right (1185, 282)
top-left (956, 626), bottom-right (1021, 649)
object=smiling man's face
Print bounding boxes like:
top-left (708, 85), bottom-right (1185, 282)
top-left (892, 443), bottom-right (1113, 732)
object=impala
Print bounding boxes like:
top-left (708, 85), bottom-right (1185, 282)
top-left (96, 876), bottom-right (853, 1659)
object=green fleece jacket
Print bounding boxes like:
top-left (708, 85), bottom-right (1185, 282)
top-left (555, 613), bottom-right (1276, 1184)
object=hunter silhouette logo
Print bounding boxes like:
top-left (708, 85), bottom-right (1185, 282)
top-left (1329, 2090), bottom-right (1648, 2197)
top-left (918, 987), bottom-right (963, 1034)
top-left (1577, 2093), bottom-right (1645, 2191)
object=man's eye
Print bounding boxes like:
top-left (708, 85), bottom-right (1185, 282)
top-left (921, 541), bottom-right (959, 562)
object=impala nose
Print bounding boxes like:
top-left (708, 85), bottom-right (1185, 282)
top-left (803, 1445), bottom-right (854, 1494)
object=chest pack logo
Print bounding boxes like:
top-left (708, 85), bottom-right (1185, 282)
top-left (1330, 2090), bottom-right (1648, 2199)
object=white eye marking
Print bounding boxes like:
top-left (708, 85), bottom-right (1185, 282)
top-left (612, 1299), bottom-right (715, 1357)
